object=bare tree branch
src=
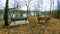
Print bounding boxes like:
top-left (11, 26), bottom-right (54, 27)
top-left (0, 0), bottom-right (5, 7)
top-left (24, 0), bottom-right (33, 17)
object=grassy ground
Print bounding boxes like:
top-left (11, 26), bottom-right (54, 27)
top-left (0, 18), bottom-right (60, 34)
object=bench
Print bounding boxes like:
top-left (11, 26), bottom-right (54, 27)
top-left (13, 18), bottom-right (27, 21)
top-left (37, 17), bottom-right (51, 23)
top-left (11, 17), bottom-right (27, 24)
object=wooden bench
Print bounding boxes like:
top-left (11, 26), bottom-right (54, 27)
top-left (37, 17), bottom-right (51, 23)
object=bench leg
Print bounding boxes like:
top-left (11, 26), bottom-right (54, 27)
top-left (38, 20), bottom-right (41, 24)
top-left (25, 20), bottom-right (27, 24)
top-left (12, 21), bottom-right (15, 24)
top-left (13, 19), bottom-right (15, 24)
top-left (46, 20), bottom-right (47, 23)
top-left (38, 20), bottom-right (39, 23)
top-left (25, 20), bottom-right (26, 23)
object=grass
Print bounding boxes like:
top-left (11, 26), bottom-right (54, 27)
top-left (0, 18), bottom-right (60, 34)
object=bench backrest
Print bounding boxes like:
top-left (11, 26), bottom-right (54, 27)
top-left (37, 17), bottom-right (50, 20)
top-left (11, 17), bottom-right (27, 21)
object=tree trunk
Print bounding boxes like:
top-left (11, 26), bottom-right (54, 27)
top-left (4, 0), bottom-right (9, 26)
top-left (27, 6), bottom-right (29, 17)
top-left (57, 0), bottom-right (60, 18)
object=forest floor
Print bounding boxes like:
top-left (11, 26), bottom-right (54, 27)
top-left (0, 18), bottom-right (60, 34)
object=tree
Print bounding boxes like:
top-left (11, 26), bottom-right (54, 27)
top-left (14, 0), bottom-right (20, 18)
top-left (13, 0), bottom-right (23, 18)
top-left (9, 0), bottom-right (22, 18)
top-left (24, 0), bottom-right (32, 17)
top-left (49, 0), bottom-right (52, 17)
top-left (34, 4), bottom-right (40, 16)
top-left (33, 0), bottom-right (43, 16)
top-left (4, 0), bottom-right (9, 26)
top-left (57, 0), bottom-right (60, 18)
top-left (50, 0), bottom-right (54, 18)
